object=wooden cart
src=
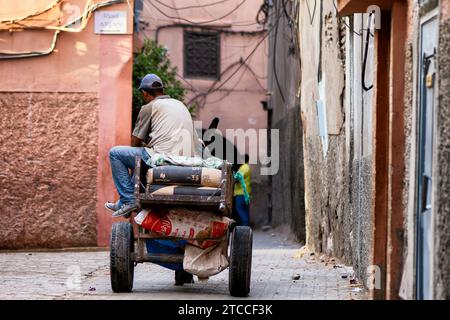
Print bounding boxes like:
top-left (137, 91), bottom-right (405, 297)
top-left (109, 157), bottom-right (253, 297)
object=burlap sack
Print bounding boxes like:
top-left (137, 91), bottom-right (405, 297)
top-left (183, 242), bottom-right (229, 278)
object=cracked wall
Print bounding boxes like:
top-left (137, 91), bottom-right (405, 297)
top-left (299, 0), bottom-right (374, 286)
top-left (434, 5), bottom-right (450, 299)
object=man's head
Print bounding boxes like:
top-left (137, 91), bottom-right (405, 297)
top-left (138, 73), bottom-right (165, 103)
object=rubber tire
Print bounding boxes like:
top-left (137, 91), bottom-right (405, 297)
top-left (229, 226), bottom-right (253, 297)
top-left (110, 222), bottom-right (135, 293)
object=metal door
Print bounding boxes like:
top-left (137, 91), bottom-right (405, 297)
top-left (416, 14), bottom-right (438, 300)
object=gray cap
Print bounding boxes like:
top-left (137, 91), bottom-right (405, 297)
top-left (138, 73), bottom-right (164, 90)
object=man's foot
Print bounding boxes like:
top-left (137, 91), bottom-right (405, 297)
top-left (175, 270), bottom-right (194, 286)
top-left (112, 203), bottom-right (138, 218)
top-left (104, 200), bottom-right (121, 213)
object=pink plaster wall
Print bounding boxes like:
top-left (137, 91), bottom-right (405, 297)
top-left (0, 1), bottom-right (134, 247)
top-left (137, 0), bottom-right (269, 155)
top-left (443, 0), bottom-right (450, 20)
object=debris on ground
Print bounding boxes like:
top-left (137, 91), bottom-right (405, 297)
top-left (261, 225), bottom-right (271, 232)
top-left (88, 286), bottom-right (96, 292)
top-left (292, 274), bottom-right (301, 280)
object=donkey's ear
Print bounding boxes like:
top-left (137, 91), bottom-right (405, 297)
top-left (208, 117), bottom-right (220, 130)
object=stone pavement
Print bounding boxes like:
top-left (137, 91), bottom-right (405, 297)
top-left (0, 229), bottom-right (367, 300)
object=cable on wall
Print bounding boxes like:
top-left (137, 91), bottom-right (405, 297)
top-left (154, 0), bottom-right (233, 11)
top-left (362, 13), bottom-right (374, 91)
top-left (0, 0), bottom-right (127, 59)
top-left (148, 0), bottom-right (248, 26)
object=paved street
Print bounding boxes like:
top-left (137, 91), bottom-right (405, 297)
top-left (0, 229), bottom-right (367, 300)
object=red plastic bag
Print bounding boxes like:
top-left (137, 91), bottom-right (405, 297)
top-left (135, 208), bottom-right (232, 249)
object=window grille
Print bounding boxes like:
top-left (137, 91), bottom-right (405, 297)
top-left (184, 31), bottom-right (220, 79)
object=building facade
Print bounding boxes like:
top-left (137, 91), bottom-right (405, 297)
top-left (0, 0), bottom-right (135, 248)
top-left (266, 0), bottom-right (306, 241)
top-left (0, 0), bottom-right (270, 249)
top-left (280, 0), bottom-right (449, 299)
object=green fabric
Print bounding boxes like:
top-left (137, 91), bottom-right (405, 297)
top-left (234, 163), bottom-right (251, 196)
top-left (234, 171), bottom-right (250, 205)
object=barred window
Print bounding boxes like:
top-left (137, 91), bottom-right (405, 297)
top-left (184, 31), bottom-right (220, 79)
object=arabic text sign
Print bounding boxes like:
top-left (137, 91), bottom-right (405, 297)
top-left (94, 11), bottom-right (127, 34)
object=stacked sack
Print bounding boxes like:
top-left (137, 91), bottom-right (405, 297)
top-left (146, 166), bottom-right (222, 196)
top-left (134, 208), bottom-right (231, 249)
top-left (138, 165), bottom-right (231, 277)
top-left (138, 165), bottom-right (230, 249)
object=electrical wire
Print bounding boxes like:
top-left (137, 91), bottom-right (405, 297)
top-left (176, 71), bottom-right (201, 93)
top-left (272, 7), bottom-right (286, 103)
top-left (256, 0), bottom-right (270, 25)
top-left (207, 19), bottom-right (273, 93)
top-left (0, 30), bottom-right (60, 59)
top-left (306, 0), bottom-right (317, 25)
top-left (186, 11), bottom-right (281, 109)
top-left (186, 59), bottom-right (244, 106)
top-left (332, 0), bottom-right (374, 37)
top-left (0, 0), bottom-right (127, 59)
top-left (362, 13), bottom-right (373, 91)
top-left (0, 0), bottom-right (64, 24)
top-left (148, 0), bottom-right (248, 26)
top-left (243, 62), bottom-right (267, 90)
top-left (281, 0), bottom-right (295, 24)
top-left (210, 10), bottom-right (282, 94)
top-left (202, 64), bottom-right (248, 105)
top-left (330, 0), bottom-right (375, 91)
top-left (154, 0), bottom-right (233, 11)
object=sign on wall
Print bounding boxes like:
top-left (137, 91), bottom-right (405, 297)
top-left (94, 11), bottom-right (127, 34)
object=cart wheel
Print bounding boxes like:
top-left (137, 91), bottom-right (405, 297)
top-left (229, 226), bottom-right (252, 297)
top-left (110, 222), bottom-right (134, 293)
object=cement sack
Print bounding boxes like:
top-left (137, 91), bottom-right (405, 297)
top-left (134, 208), bottom-right (232, 249)
top-left (146, 185), bottom-right (221, 196)
top-left (146, 166), bottom-right (222, 187)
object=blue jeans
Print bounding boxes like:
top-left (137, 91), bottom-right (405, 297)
top-left (233, 195), bottom-right (250, 226)
top-left (109, 146), bottom-right (149, 206)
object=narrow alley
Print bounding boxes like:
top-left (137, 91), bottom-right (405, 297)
top-left (0, 0), bottom-right (449, 303)
top-left (0, 229), bottom-right (366, 300)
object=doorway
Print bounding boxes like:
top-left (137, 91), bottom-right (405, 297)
top-left (416, 11), bottom-right (439, 300)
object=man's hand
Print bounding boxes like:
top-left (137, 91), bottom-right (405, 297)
top-left (131, 135), bottom-right (144, 147)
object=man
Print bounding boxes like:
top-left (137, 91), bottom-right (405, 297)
top-left (105, 73), bottom-right (198, 217)
top-left (105, 73), bottom-right (198, 285)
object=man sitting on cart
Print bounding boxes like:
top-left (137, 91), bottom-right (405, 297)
top-left (105, 74), bottom-right (200, 285)
top-left (105, 73), bottom-right (199, 217)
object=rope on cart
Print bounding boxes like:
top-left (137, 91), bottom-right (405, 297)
top-left (206, 179), bottom-right (225, 201)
